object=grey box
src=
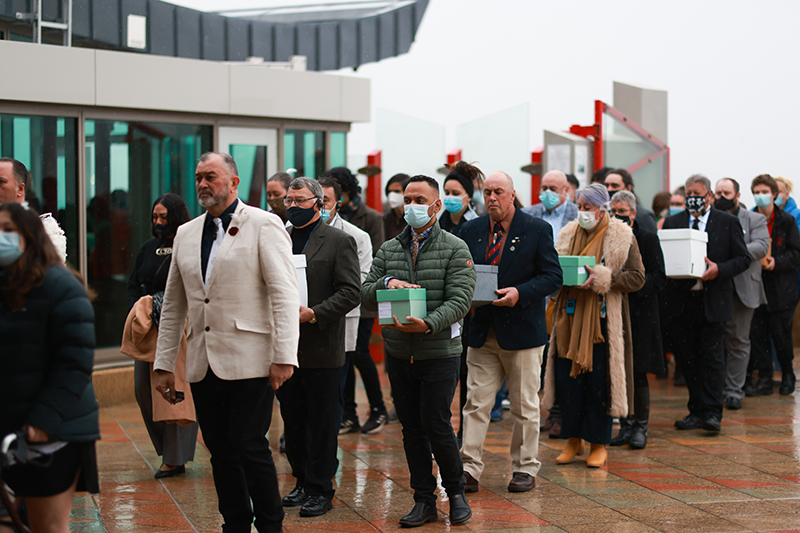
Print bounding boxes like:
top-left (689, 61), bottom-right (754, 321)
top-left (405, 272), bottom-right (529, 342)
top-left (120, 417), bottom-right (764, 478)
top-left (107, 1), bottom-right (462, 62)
top-left (472, 264), bottom-right (499, 307)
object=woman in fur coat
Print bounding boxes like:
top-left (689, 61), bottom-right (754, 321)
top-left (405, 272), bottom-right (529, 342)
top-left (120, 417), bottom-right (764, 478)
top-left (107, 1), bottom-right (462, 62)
top-left (542, 183), bottom-right (645, 468)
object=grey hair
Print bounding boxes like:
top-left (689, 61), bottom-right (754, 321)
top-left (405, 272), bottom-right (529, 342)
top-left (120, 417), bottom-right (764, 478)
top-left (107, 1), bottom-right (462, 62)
top-left (289, 177), bottom-right (323, 200)
top-left (685, 174), bottom-right (711, 193)
top-left (577, 182), bottom-right (610, 211)
top-left (199, 152), bottom-right (238, 177)
top-left (609, 190), bottom-right (637, 211)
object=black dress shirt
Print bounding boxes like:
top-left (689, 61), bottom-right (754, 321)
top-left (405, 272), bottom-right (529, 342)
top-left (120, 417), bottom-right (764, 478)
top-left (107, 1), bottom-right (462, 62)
top-left (201, 199), bottom-right (238, 281)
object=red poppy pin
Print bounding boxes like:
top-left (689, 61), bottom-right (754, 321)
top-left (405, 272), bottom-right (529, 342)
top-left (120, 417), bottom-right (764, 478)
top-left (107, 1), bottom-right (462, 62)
top-left (229, 227), bottom-right (239, 236)
top-left (467, 260), bottom-right (473, 267)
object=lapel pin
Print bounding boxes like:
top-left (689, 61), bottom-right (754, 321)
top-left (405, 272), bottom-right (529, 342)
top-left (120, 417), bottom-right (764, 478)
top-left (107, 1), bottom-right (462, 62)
top-left (510, 246), bottom-right (516, 251)
top-left (229, 227), bottom-right (239, 236)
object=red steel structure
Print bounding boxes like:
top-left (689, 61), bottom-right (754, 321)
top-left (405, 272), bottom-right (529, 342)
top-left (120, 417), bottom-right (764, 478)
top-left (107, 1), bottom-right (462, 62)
top-left (364, 150), bottom-right (382, 211)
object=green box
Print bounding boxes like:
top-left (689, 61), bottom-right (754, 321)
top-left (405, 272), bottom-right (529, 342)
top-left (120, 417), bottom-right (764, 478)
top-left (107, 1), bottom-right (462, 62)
top-left (377, 288), bottom-right (427, 325)
top-left (559, 256), bottom-right (596, 286)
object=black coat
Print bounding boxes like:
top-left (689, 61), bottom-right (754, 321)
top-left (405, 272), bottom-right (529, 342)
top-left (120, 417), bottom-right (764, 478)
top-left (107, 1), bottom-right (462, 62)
top-left (127, 237), bottom-right (174, 309)
top-left (758, 206), bottom-right (800, 311)
top-left (628, 222), bottom-right (666, 375)
top-left (0, 266), bottom-right (99, 441)
top-left (662, 208), bottom-right (750, 323)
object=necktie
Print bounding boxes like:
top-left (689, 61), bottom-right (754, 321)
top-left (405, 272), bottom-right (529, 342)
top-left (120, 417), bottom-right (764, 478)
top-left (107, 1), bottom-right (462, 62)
top-left (692, 217), bottom-right (700, 230)
top-left (487, 223), bottom-right (503, 265)
top-left (205, 217), bottom-right (224, 287)
top-left (411, 232), bottom-right (424, 268)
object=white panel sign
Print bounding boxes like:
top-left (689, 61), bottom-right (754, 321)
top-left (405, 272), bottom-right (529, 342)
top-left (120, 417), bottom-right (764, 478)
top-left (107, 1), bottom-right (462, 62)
top-left (547, 144), bottom-right (571, 173)
top-left (127, 15), bottom-right (147, 49)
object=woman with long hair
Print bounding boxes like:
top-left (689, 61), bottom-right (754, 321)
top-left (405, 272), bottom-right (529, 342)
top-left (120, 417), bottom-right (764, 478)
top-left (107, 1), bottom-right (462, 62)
top-left (0, 202), bottom-right (99, 532)
top-left (126, 193), bottom-right (197, 479)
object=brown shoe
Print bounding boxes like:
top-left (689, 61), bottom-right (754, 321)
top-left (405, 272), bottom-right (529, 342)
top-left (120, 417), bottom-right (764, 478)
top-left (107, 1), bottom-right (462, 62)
top-left (462, 471), bottom-right (479, 493)
top-left (586, 444), bottom-right (607, 468)
top-left (548, 419), bottom-right (562, 439)
top-left (507, 472), bottom-right (535, 492)
top-left (556, 438), bottom-right (583, 464)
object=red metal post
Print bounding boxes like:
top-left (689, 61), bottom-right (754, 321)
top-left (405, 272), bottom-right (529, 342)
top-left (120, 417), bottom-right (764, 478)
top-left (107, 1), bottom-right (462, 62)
top-left (365, 150), bottom-right (382, 211)
top-left (530, 148), bottom-right (543, 205)
top-left (447, 148), bottom-right (462, 168)
top-left (594, 100), bottom-right (605, 173)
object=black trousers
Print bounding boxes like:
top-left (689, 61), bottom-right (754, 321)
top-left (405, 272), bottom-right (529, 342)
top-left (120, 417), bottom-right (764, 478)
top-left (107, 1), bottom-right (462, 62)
top-left (386, 354), bottom-right (463, 505)
top-left (749, 305), bottom-right (796, 379)
top-left (343, 317), bottom-right (386, 417)
top-left (191, 369), bottom-right (283, 533)
top-left (556, 343), bottom-right (612, 444)
top-left (672, 293), bottom-right (726, 419)
top-left (277, 366), bottom-right (341, 499)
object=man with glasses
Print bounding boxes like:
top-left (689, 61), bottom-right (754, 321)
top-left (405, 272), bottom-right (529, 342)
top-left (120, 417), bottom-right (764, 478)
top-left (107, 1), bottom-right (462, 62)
top-left (604, 168), bottom-right (658, 233)
top-left (279, 177), bottom-right (361, 517)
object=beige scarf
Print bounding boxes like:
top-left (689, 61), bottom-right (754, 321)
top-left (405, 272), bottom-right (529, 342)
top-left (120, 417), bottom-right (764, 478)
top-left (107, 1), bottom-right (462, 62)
top-left (555, 213), bottom-right (608, 377)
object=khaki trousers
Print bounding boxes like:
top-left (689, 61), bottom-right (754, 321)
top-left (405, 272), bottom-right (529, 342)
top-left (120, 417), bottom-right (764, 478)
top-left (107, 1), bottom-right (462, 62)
top-left (460, 330), bottom-right (544, 479)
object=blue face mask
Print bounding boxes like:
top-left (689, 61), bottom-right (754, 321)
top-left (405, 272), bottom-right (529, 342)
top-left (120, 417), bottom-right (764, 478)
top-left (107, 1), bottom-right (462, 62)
top-left (320, 209), bottom-right (332, 223)
top-left (754, 193), bottom-right (772, 208)
top-left (775, 195), bottom-right (786, 208)
top-left (0, 232), bottom-right (23, 267)
top-left (404, 204), bottom-right (433, 229)
top-left (539, 189), bottom-right (561, 209)
top-left (443, 196), bottom-right (466, 214)
top-left (669, 206), bottom-right (684, 216)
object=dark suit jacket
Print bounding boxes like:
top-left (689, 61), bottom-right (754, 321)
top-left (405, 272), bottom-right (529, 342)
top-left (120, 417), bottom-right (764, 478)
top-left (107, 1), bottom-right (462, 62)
top-left (628, 222), bottom-right (666, 374)
top-left (662, 208), bottom-right (749, 323)
top-left (459, 209), bottom-right (563, 351)
top-left (289, 221), bottom-right (361, 368)
top-left (636, 204), bottom-right (658, 234)
top-left (756, 206), bottom-right (800, 311)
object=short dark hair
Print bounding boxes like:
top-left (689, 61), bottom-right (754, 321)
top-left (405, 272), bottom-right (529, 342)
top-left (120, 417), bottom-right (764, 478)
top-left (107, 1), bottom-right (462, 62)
top-left (198, 152), bottom-right (238, 177)
top-left (607, 168), bottom-right (634, 191)
top-left (153, 192), bottom-right (191, 228)
top-left (752, 174), bottom-right (778, 195)
top-left (268, 172), bottom-right (293, 191)
top-left (0, 157), bottom-right (30, 191)
top-left (385, 173), bottom-right (410, 195)
top-left (405, 175), bottom-right (439, 194)
top-left (566, 174), bottom-right (579, 189)
top-left (718, 177), bottom-right (740, 194)
top-left (322, 167), bottom-right (360, 196)
top-left (591, 166), bottom-right (611, 184)
top-left (317, 176), bottom-right (342, 202)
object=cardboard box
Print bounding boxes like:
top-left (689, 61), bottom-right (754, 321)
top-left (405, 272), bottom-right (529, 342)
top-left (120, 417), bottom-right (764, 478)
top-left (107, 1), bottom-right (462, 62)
top-left (559, 255), bottom-right (596, 286)
top-left (293, 254), bottom-right (308, 307)
top-left (377, 288), bottom-right (427, 325)
top-left (658, 228), bottom-right (708, 278)
top-left (473, 264), bottom-right (499, 307)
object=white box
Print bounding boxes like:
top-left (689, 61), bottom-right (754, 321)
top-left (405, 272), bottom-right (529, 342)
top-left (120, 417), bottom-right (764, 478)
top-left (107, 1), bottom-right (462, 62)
top-left (658, 229), bottom-right (708, 278)
top-left (293, 254), bottom-right (308, 307)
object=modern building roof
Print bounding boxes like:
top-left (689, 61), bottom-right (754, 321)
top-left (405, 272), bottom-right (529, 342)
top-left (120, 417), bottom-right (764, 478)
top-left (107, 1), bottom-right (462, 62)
top-left (0, 0), bottom-right (429, 71)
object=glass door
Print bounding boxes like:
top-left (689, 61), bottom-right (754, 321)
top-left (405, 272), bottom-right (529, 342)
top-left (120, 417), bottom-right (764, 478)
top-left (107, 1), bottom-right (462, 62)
top-left (218, 127), bottom-right (278, 210)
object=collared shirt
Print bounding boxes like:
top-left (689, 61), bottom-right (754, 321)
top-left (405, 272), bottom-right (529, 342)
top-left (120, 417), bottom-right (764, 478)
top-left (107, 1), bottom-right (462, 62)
top-left (485, 211), bottom-right (513, 264)
top-left (201, 198), bottom-right (238, 280)
top-left (690, 206), bottom-right (711, 232)
top-left (541, 201), bottom-right (568, 238)
top-left (383, 225), bottom-right (434, 288)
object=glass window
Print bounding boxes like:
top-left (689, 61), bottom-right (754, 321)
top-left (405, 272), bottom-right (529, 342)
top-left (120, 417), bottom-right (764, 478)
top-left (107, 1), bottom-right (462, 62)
top-left (230, 144), bottom-right (268, 209)
top-left (330, 132), bottom-right (347, 168)
top-left (85, 120), bottom-right (212, 348)
top-left (284, 129), bottom-right (325, 178)
top-left (0, 113), bottom-right (79, 266)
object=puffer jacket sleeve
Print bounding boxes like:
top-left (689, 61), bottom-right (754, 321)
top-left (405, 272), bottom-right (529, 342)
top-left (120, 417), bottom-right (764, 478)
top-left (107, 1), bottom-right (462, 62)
top-left (424, 239), bottom-right (476, 334)
top-left (27, 270), bottom-right (96, 438)
top-left (361, 241), bottom-right (389, 312)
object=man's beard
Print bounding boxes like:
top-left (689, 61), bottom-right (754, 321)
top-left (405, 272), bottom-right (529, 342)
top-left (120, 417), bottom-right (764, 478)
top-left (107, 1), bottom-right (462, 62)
top-left (198, 188), bottom-right (229, 209)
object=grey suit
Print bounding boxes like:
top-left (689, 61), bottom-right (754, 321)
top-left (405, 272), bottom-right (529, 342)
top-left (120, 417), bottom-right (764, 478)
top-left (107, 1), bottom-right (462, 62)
top-left (635, 204), bottom-right (658, 234)
top-left (724, 207), bottom-right (769, 401)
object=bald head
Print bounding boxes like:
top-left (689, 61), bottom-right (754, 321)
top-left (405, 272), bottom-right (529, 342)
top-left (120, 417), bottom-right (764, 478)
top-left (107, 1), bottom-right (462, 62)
top-left (484, 171), bottom-right (516, 223)
top-left (540, 170), bottom-right (568, 211)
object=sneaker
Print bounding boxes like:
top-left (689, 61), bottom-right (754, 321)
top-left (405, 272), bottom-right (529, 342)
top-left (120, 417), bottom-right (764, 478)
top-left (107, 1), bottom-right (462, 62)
top-left (361, 409), bottom-right (388, 434)
top-left (339, 416), bottom-right (360, 435)
top-left (490, 404), bottom-right (503, 422)
top-left (386, 407), bottom-right (399, 424)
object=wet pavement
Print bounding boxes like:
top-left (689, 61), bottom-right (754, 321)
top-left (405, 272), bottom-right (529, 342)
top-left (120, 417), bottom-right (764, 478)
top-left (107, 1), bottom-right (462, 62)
top-left (71, 368), bottom-right (800, 532)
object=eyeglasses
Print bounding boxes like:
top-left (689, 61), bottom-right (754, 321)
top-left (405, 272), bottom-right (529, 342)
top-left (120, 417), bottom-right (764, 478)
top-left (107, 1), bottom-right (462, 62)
top-left (283, 197), bottom-right (316, 207)
top-left (609, 208), bottom-right (631, 216)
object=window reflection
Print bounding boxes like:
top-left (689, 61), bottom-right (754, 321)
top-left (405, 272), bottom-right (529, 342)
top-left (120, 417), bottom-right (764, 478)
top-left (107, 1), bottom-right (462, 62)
top-left (285, 129), bottom-right (325, 178)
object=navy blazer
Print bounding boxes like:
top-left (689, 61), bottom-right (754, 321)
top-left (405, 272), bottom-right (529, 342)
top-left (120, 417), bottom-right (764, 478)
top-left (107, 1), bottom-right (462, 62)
top-left (459, 209), bottom-right (562, 350)
top-left (662, 208), bottom-right (749, 323)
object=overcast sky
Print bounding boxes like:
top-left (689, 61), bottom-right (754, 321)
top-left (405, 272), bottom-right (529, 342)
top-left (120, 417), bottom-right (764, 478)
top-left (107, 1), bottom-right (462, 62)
top-left (169, 0), bottom-right (800, 206)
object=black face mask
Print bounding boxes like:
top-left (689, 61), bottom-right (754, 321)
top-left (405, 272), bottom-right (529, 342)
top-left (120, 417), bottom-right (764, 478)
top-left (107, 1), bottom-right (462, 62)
top-left (613, 214), bottom-right (631, 226)
top-left (152, 223), bottom-right (177, 240)
top-left (685, 195), bottom-right (707, 214)
top-left (713, 196), bottom-right (736, 212)
top-left (286, 206), bottom-right (317, 227)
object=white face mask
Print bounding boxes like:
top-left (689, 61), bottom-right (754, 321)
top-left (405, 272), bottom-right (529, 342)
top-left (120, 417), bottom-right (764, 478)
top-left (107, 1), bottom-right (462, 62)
top-left (577, 210), bottom-right (599, 231)
top-left (387, 192), bottom-right (404, 209)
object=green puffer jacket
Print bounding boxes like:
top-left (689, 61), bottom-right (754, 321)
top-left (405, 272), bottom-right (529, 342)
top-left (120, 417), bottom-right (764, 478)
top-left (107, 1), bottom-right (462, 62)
top-left (361, 222), bottom-right (476, 360)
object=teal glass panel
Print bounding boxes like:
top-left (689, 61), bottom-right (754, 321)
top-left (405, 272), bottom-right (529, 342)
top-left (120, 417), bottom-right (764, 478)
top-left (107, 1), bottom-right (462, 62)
top-left (284, 133), bottom-right (295, 172)
top-left (330, 132), bottom-right (347, 168)
top-left (304, 132), bottom-right (316, 179)
top-left (230, 144), bottom-right (267, 209)
top-left (285, 129), bottom-right (326, 178)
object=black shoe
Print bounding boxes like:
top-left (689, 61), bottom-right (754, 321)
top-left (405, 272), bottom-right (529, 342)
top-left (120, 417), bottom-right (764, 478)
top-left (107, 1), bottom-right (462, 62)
top-left (703, 415), bottom-right (721, 433)
top-left (462, 471), bottom-right (479, 493)
top-left (399, 502), bottom-right (438, 528)
top-left (780, 373), bottom-right (796, 395)
top-left (629, 419), bottom-right (648, 450)
top-left (448, 493), bottom-right (471, 525)
top-left (675, 414), bottom-right (703, 430)
top-left (154, 464), bottom-right (185, 479)
top-left (610, 416), bottom-right (632, 446)
top-left (725, 397), bottom-right (742, 410)
top-left (299, 494), bottom-right (333, 517)
top-left (282, 486), bottom-right (308, 507)
top-left (745, 377), bottom-right (773, 397)
top-left (361, 409), bottom-right (388, 434)
top-left (339, 416), bottom-right (360, 435)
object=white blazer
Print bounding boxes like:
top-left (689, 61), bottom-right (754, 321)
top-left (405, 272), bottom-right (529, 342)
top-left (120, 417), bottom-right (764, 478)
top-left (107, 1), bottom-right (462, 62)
top-left (154, 201), bottom-right (300, 382)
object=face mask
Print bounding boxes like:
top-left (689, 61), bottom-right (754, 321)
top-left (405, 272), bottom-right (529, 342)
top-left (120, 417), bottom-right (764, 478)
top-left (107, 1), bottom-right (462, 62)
top-left (669, 206), bottom-right (684, 216)
top-left (320, 209), bottom-right (332, 223)
top-left (0, 232), bottom-right (23, 267)
top-left (268, 198), bottom-right (286, 216)
top-left (472, 190), bottom-right (484, 207)
top-left (775, 195), bottom-right (786, 208)
top-left (387, 192), bottom-right (404, 209)
top-left (152, 223), bottom-right (176, 240)
top-left (685, 195), bottom-right (707, 214)
top-left (443, 196), bottom-right (466, 214)
top-left (577, 210), bottom-right (598, 231)
top-left (539, 189), bottom-right (561, 209)
top-left (753, 193), bottom-right (772, 208)
top-left (404, 204), bottom-right (433, 229)
top-left (286, 205), bottom-right (317, 227)
top-left (613, 214), bottom-right (631, 226)
top-left (713, 196), bottom-right (736, 212)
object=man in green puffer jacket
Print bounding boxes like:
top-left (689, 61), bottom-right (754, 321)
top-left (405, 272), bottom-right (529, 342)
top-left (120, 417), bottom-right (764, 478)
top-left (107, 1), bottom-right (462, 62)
top-left (361, 175), bottom-right (476, 528)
